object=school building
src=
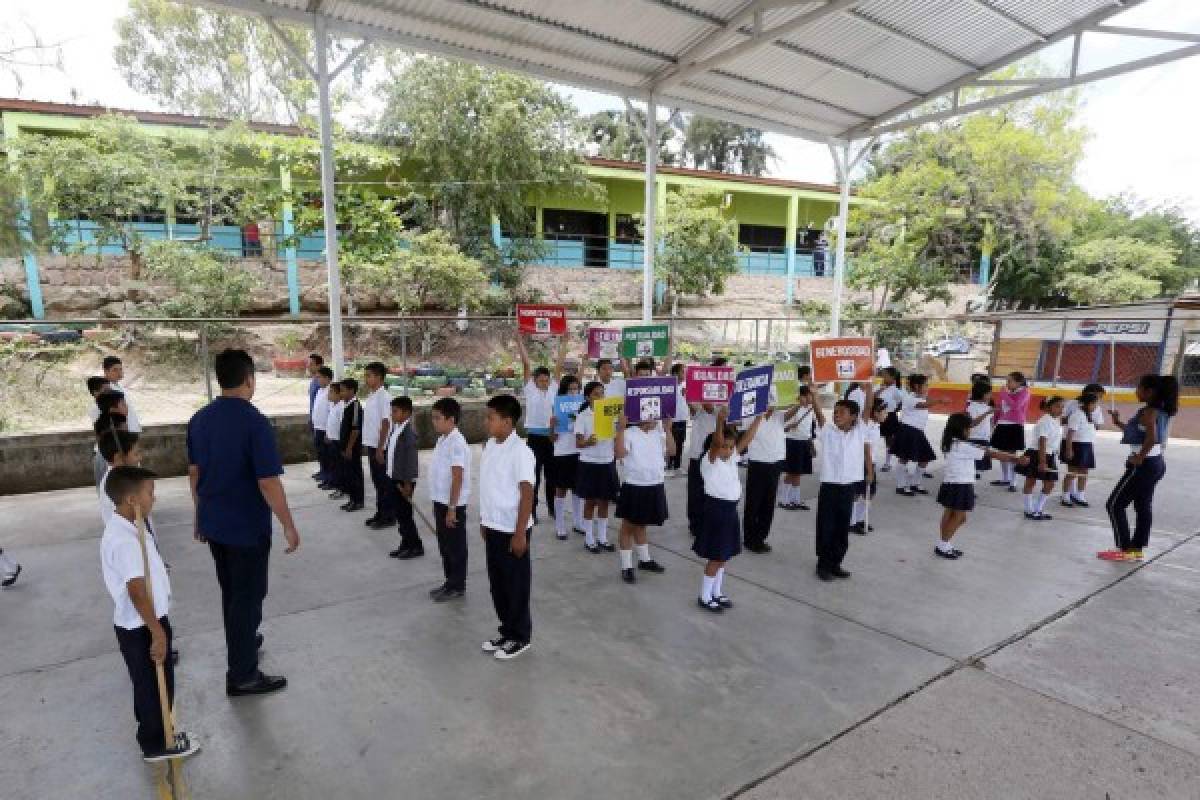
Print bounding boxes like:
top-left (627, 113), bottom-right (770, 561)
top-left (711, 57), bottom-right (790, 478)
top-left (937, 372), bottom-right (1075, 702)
top-left (0, 98), bottom-right (989, 319)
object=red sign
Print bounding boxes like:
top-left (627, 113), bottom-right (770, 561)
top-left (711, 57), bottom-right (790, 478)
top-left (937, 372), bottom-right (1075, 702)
top-left (587, 327), bottom-right (622, 359)
top-left (810, 337), bottom-right (875, 382)
top-left (685, 365), bottom-right (735, 404)
top-left (516, 304), bottom-right (568, 335)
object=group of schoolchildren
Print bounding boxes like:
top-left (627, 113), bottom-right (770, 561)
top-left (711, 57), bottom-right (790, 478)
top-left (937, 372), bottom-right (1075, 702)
top-left (23, 343), bottom-right (1177, 767)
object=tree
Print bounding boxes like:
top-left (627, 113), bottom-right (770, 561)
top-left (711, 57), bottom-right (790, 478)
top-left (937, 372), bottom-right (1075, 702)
top-left (1073, 194), bottom-right (1200, 294)
top-left (114, 0), bottom-right (375, 124)
top-left (15, 115), bottom-right (190, 278)
top-left (141, 239), bottom-right (261, 320)
top-left (582, 110), bottom-right (675, 165)
top-left (681, 117), bottom-right (776, 176)
top-left (651, 188), bottom-right (740, 314)
top-left (1, 21), bottom-right (62, 93)
top-left (849, 90), bottom-right (1091, 310)
top-left (1057, 236), bottom-right (1179, 305)
top-left (362, 229), bottom-right (489, 313)
top-left (375, 58), bottom-right (600, 280)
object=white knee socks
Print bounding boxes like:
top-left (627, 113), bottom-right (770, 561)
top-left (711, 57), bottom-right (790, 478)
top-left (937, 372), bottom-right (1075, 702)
top-left (572, 493), bottom-right (585, 527)
top-left (596, 516), bottom-right (609, 545)
top-left (851, 499), bottom-right (866, 525)
top-left (1002, 462), bottom-right (1016, 485)
top-left (583, 518), bottom-right (596, 547)
top-left (896, 464), bottom-right (909, 490)
top-left (700, 574), bottom-right (715, 602)
top-left (0, 549), bottom-right (15, 574)
top-left (1035, 491), bottom-right (1049, 514)
top-left (554, 497), bottom-right (567, 536)
top-left (713, 567), bottom-right (725, 598)
top-left (908, 463), bottom-right (921, 489)
top-left (619, 549), bottom-right (633, 569)
top-left (635, 543), bottom-right (651, 563)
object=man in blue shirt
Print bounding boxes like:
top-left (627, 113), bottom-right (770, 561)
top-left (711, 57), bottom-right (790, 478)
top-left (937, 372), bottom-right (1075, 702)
top-left (188, 348), bottom-right (301, 697)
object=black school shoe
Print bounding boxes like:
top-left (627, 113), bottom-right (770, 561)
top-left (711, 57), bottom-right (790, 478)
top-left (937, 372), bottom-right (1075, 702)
top-left (849, 522), bottom-right (873, 535)
top-left (584, 543), bottom-right (602, 554)
top-left (341, 501), bottom-right (364, 512)
top-left (637, 560), bottom-right (665, 573)
top-left (395, 547), bottom-right (425, 560)
top-left (989, 480), bottom-right (1009, 486)
top-left (227, 671), bottom-right (287, 697)
top-left (697, 596), bottom-right (724, 613)
top-left (599, 543), bottom-right (616, 553)
top-left (2, 564), bottom-right (21, 588)
top-left (622, 568), bottom-right (636, 584)
top-left (494, 640), bottom-right (532, 660)
top-left (911, 487), bottom-right (930, 495)
top-left (713, 594), bottom-right (733, 609)
top-left (744, 542), bottom-right (772, 554)
top-left (816, 568), bottom-right (836, 582)
top-left (829, 566), bottom-right (852, 579)
top-left (367, 517), bottom-right (394, 530)
top-left (433, 587), bottom-right (465, 603)
top-left (143, 732), bottom-right (201, 763)
top-left (329, 490), bottom-right (345, 499)
top-left (934, 547), bottom-right (963, 560)
top-left (896, 488), bottom-right (914, 497)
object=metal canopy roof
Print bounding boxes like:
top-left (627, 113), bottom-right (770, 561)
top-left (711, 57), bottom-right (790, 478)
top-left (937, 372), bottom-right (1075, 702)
top-left (193, 0), bottom-right (1200, 144)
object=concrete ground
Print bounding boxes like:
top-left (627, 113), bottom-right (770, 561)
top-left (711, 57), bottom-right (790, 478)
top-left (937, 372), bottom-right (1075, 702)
top-left (2, 422), bottom-right (1198, 799)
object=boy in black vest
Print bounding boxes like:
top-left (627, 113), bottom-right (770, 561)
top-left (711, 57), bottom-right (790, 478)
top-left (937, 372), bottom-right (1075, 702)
top-left (338, 379), bottom-right (364, 512)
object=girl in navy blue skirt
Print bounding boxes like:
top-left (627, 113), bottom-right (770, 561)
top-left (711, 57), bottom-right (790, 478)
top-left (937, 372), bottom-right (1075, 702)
top-left (1016, 396), bottom-right (1064, 521)
top-left (893, 374), bottom-right (938, 496)
top-left (693, 406), bottom-right (762, 613)
top-left (936, 412), bottom-right (1027, 559)
top-left (1061, 390), bottom-right (1103, 508)
top-left (574, 381), bottom-right (619, 553)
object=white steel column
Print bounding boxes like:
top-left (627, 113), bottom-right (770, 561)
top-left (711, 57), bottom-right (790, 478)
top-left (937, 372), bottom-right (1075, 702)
top-left (314, 14), bottom-right (345, 377)
top-left (641, 94), bottom-right (658, 323)
top-left (830, 142), bottom-right (851, 336)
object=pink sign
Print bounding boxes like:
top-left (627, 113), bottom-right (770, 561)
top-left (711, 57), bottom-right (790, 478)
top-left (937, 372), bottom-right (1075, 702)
top-left (685, 365), bottom-right (735, 404)
top-left (587, 327), bottom-right (622, 359)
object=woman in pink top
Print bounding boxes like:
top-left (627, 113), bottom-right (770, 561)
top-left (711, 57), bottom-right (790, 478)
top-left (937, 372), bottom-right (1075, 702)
top-left (989, 372), bottom-right (1030, 491)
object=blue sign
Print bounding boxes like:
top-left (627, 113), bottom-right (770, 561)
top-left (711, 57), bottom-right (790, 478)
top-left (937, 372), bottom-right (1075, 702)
top-left (554, 395), bottom-right (585, 434)
top-left (729, 364), bottom-right (774, 422)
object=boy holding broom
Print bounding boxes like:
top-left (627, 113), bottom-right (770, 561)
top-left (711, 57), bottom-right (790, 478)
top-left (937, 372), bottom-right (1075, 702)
top-left (100, 465), bottom-right (200, 762)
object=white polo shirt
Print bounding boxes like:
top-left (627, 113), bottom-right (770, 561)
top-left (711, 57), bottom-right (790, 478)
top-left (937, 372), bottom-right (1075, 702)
top-left (944, 440), bottom-right (985, 484)
top-left (700, 452), bottom-right (741, 502)
top-left (688, 408), bottom-right (717, 461)
top-left (600, 376), bottom-right (626, 404)
top-left (817, 420), bottom-right (869, 485)
top-left (786, 407), bottom-right (815, 441)
top-left (101, 513), bottom-right (170, 629)
top-left (1033, 414), bottom-right (1063, 454)
top-left (479, 431), bottom-right (536, 533)
top-left (98, 466), bottom-right (116, 525)
top-left (878, 385), bottom-right (904, 413)
top-left (113, 382), bottom-right (141, 432)
top-left (430, 427), bottom-right (472, 506)
top-left (622, 426), bottom-right (666, 486)
top-left (967, 400), bottom-right (993, 440)
top-left (311, 385), bottom-right (331, 432)
top-left (385, 419), bottom-right (409, 480)
top-left (326, 400), bottom-right (344, 443)
top-left (900, 392), bottom-right (929, 431)
top-left (362, 387), bottom-right (391, 449)
top-left (1066, 408), bottom-right (1096, 444)
top-left (574, 407), bottom-right (614, 464)
top-left (523, 380), bottom-right (554, 434)
top-left (673, 384), bottom-right (689, 423)
top-left (745, 411), bottom-right (786, 463)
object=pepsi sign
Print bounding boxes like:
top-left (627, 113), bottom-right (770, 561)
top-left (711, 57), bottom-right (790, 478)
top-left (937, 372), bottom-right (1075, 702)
top-left (1076, 319), bottom-right (1150, 338)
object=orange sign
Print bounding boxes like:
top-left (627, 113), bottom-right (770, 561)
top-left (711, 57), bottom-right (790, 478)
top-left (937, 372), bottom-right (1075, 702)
top-left (810, 337), bottom-right (875, 382)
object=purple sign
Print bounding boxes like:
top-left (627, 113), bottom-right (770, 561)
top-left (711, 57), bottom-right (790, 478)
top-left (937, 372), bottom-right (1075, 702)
top-left (730, 364), bottom-right (774, 422)
top-left (624, 376), bottom-right (677, 423)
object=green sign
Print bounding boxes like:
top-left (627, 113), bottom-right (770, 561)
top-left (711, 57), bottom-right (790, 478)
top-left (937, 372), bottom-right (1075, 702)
top-left (621, 325), bottom-right (669, 358)
top-left (772, 362), bottom-right (799, 403)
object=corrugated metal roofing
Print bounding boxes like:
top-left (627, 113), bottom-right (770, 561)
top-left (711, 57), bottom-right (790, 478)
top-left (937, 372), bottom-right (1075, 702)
top-left (184, 0), bottom-right (1162, 142)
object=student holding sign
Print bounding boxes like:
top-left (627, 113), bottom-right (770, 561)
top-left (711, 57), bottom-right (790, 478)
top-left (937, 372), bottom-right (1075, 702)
top-left (810, 382), bottom-right (875, 582)
top-left (613, 416), bottom-right (675, 584)
top-left (518, 334), bottom-right (567, 524)
top-left (684, 359), bottom-right (732, 536)
top-left (550, 375), bottom-right (585, 541)
top-left (574, 382), bottom-right (620, 553)
top-left (741, 388), bottom-right (802, 554)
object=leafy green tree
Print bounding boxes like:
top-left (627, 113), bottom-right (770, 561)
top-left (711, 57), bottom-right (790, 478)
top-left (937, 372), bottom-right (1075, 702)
top-left (15, 115), bottom-right (188, 278)
top-left (1057, 236), bottom-right (1179, 304)
top-left (1073, 194), bottom-right (1200, 293)
top-left (850, 93), bottom-right (1090, 309)
top-left (362, 229), bottom-right (489, 313)
top-left (651, 188), bottom-right (740, 314)
top-left (114, 0), bottom-right (375, 124)
top-left (142, 239), bottom-right (261, 319)
top-left (681, 117), bottom-right (776, 176)
top-left (582, 110), bottom-right (676, 165)
top-left (375, 58), bottom-right (599, 282)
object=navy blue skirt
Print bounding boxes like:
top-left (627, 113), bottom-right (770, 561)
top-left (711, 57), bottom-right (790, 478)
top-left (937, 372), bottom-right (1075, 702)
top-left (784, 438), bottom-right (814, 475)
top-left (880, 411), bottom-right (901, 440)
top-left (937, 482), bottom-right (976, 511)
top-left (893, 424), bottom-right (937, 464)
top-left (576, 460), bottom-right (619, 501)
top-left (969, 438), bottom-right (992, 471)
top-left (692, 496), bottom-right (741, 561)
top-left (550, 454), bottom-right (579, 491)
top-left (616, 482), bottom-right (668, 526)
top-left (1015, 450), bottom-right (1058, 481)
top-left (1062, 441), bottom-right (1096, 469)
top-left (990, 423), bottom-right (1025, 453)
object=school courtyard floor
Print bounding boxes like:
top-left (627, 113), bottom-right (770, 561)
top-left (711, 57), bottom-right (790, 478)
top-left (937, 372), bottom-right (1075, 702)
top-left (2, 424), bottom-right (1199, 799)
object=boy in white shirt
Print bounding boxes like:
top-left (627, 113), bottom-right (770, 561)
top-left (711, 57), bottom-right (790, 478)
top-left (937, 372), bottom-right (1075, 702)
top-left (479, 395), bottom-right (537, 661)
top-left (742, 388), bottom-right (800, 554)
top-left (102, 356), bottom-right (141, 432)
top-left (428, 397), bottom-right (471, 601)
top-left (100, 466), bottom-right (199, 762)
top-left (310, 366), bottom-right (333, 486)
top-left (322, 383), bottom-right (345, 495)
top-left (811, 385), bottom-right (874, 582)
top-left (362, 363), bottom-right (396, 529)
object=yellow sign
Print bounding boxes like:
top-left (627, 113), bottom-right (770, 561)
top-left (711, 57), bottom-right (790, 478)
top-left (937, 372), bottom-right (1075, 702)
top-left (594, 397), bottom-right (624, 440)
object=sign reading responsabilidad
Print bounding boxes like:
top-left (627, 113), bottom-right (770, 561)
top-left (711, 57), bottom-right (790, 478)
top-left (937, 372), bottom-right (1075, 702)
top-left (620, 324), bottom-right (669, 358)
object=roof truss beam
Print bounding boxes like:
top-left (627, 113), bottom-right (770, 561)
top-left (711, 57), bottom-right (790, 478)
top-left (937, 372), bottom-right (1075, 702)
top-left (651, 0), bottom-right (865, 91)
top-left (843, 0), bottom-right (1156, 138)
top-left (858, 36), bottom-right (1200, 137)
top-left (962, 0), bottom-right (1047, 43)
